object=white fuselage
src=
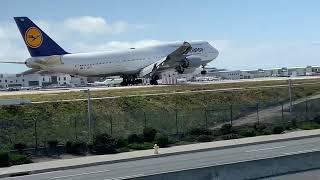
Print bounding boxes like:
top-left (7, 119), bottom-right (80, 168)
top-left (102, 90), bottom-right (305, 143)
top-left (26, 41), bottom-right (219, 77)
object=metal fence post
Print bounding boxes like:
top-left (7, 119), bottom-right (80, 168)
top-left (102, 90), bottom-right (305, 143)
top-left (175, 109), bottom-right (178, 134)
top-left (256, 103), bottom-right (260, 124)
top-left (305, 98), bottom-right (309, 121)
top-left (74, 117), bottom-right (77, 140)
top-left (144, 111), bottom-right (147, 128)
top-left (288, 79), bottom-right (293, 112)
top-left (33, 117), bottom-right (38, 153)
top-left (230, 105), bottom-right (233, 126)
top-left (204, 108), bottom-right (208, 129)
top-left (110, 115), bottom-right (113, 135)
top-left (281, 102), bottom-right (284, 121)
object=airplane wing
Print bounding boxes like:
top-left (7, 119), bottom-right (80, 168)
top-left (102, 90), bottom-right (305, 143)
top-left (139, 41), bottom-right (192, 77)
top-left (160, 41), bottom-right (192, 68)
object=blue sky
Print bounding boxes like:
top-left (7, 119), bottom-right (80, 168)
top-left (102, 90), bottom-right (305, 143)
top-left (1, 0), bottom-right (320, 73)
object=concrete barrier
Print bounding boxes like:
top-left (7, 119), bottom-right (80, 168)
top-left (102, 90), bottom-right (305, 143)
top-left (132, 151), bottom-right (320, 180)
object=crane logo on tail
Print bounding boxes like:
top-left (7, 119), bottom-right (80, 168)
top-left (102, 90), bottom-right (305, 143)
top-left (24, 27), bottom-right (43, 48)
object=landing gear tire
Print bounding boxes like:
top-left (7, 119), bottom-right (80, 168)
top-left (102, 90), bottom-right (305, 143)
top-left (120, 80), bottom-right (128, 86)
top-left (176, 66), bottom-right (184, 74)
top-left (150, 79), bottom-right (158, 85)
top-left (150, 74), bottom-right (159, 85)
top-left (121, 75), bottom-right (142, 86)
top-left (201, 64), bottom-right (207, 75)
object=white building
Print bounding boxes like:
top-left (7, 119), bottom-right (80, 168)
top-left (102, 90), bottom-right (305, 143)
top-left (160, 71), bottom-right (178, 84)
top-left (0, 73), bottom-right (86, 88)
top-left (306, 66), bottom-right (320, 76)
top-left (218, 70), bottom-right (253, 80)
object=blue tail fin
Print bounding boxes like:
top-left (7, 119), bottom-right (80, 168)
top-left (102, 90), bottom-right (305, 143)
top-left (14, 17), bottom-right (69, 57)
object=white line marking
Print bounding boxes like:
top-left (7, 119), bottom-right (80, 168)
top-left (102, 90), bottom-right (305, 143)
top-left (50, 169), bottom-right (110, 179)
top-left (245, 146), bottom-right (287, 153)
top-left (104, 174), bottom-right (145, 180)
top-left (283, 149), bottom-right (319, 156)
top-left (6, 171), bottom-right (63, 179)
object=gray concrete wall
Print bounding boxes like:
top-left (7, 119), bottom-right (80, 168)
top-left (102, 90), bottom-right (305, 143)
top-left (133, 151), bottom-right (320, 180)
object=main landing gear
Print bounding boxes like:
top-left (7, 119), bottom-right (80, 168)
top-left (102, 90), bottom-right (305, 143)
top-left (175, 59), bottom-right (189, 74)
top-left (150, 74), bottom-right (159, 85)
top-left (201, 65), bottom-right (207, 75)
top-left (120, 75), bottom-right (142, 86)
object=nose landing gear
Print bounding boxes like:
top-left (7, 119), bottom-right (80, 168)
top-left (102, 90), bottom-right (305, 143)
top-left (201, 65), bottom-right (207, 75)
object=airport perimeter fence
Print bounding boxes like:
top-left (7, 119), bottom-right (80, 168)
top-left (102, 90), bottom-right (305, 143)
top-left (1, 97), bottom-right (320, 151)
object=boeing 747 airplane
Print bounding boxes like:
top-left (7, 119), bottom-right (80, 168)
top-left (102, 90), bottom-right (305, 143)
top-left (2, 17), bottom-right (219, 85)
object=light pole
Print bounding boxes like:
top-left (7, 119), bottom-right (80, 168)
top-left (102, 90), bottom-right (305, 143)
top-left (287, 79), bottom-right (293, 112)
top-left (81, 89), bottom-right (92, 140)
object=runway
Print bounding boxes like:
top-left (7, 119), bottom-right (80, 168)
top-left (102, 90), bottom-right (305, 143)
top-left (0, 76), bottom-right (319, 98)
top-left (7, 136), bottom-right (320, 180)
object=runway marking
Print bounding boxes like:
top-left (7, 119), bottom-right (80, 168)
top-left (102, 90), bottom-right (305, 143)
top-left (245, 145), bottom-right (287, 153)
top-left (283, 149), bottom-right (319, 156)
top-left (104, 174), bottom-right (145, 180)
top-left (6, 171), bottom-right (63, 179)
top-left (50, 169), bottom-right (110, 179)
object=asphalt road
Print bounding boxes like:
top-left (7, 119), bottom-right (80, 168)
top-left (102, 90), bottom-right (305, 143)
top-left (260, 169), bottom-right (320, 180)
top-left (5, 136), bottom-right (320, 180)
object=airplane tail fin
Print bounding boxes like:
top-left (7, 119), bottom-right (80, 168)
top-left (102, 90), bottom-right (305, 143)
top-left (14, 17), bottom-right (69, 57)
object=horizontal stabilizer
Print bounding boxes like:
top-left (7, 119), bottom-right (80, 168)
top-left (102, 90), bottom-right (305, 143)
top-left (0, 61), bottom-right (25, 64)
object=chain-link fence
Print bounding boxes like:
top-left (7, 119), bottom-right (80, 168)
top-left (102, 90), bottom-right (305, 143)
top-left (1, 97), bottom-right (320, 151)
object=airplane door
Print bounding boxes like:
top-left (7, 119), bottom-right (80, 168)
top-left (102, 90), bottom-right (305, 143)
top-left (73, 65), bottom-right (80, 75)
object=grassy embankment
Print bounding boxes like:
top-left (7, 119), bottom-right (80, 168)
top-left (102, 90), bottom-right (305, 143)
top-left (1, 78), bottom-right (320, 149)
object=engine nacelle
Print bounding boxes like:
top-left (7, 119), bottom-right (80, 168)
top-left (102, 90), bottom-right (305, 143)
top-left (186, 55), bottom-right (202, 68)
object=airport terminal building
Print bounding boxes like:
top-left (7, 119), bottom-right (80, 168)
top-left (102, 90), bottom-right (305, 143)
top-left (0, 73), bottom-right (86, 89)
top-left (204, 66), bottom-right (320, 80)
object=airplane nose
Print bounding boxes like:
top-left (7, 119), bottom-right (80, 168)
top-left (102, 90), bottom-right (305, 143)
top-left (214, 48), bottom-right (219, 59)
top-left (210, 47), bottom-right (219, 60)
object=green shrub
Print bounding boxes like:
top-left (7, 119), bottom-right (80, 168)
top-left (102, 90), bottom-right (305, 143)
top-left (181, 135), bottom-right (198, 142)
top-left (239, 128), bottom-right (256, 137)
top-left (313, 116), bottom-right (320, 124)
top-left (220, 124), bottom-right (233, 135)
top-left (92, 133), bottom-right (116, 155)
top-left (197, 135), bottom-right (212, 142)
top-left (300, 122), bottom-right (320, 130)
top-left (47, 140), bottom-right (58, 148)
top-left (0, 152), bottom-right (10, 167)
top-left (143, 127), bottom-right (157, 142)
top-left (116, 147), bottom-right (130, 153)
top-left (272, 126), bottom-right (284, 134)
top-left (65, 141), bottom-right (72, 153)
top-left (188, 128), bottom-right (212, 136)
top-left (127, 134), bottom-right (143, 144)
top-left (261, 129), bottom-right (272, 135)
top-left (291, 119), bottom-right (297, 128)
top-left (13, 143), bottom-right (27, 154)
top-left (213, 129), bottom-right (222, 136)
top-left (128, 143), bottom-right (153, 150)
top-left (9, 153), bottom-right (32, 165)
top-left (221, 134), bottom-right (241, 140)
top-left (66, 141), bottom-right (87, 155)
top-left (87, 143), bottom-right (93, 153)
top-left (47, 140), bottom-right (59, 155)
top-left (254, 123), bottom-right (266, 132)
top-left (115, 137), bottom-right (128, 148)
top-left (155, 134), bottom-right (170, 147)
